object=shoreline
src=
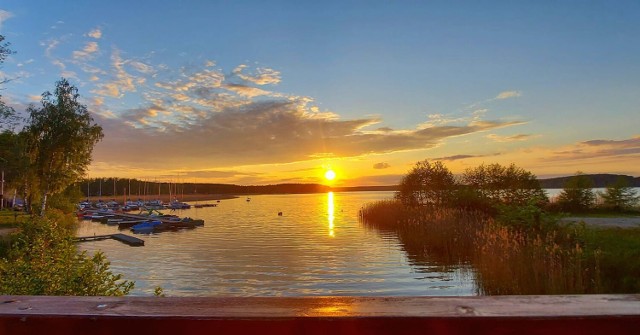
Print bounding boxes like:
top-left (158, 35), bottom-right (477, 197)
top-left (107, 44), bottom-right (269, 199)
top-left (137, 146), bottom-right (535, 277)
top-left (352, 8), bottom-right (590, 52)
top-left (561, 216), bottom-right (640, 229)
top-left (86, 193), bottom-right (239, 203)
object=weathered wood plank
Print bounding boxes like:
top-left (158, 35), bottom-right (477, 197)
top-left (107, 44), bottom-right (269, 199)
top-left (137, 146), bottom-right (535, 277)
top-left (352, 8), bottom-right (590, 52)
top-left (0, 295), bottom-right (638, 334)
top-left (75, 233), bottom-right (144, 246)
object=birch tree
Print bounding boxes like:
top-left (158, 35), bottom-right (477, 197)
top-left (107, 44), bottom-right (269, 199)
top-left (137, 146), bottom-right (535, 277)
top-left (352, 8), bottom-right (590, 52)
top-left (24, 79), bottom-right (103, 215)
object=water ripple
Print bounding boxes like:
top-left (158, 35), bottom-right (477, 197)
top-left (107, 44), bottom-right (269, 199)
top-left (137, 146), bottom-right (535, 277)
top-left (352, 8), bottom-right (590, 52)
top-left (77, 192), bottom-right (475, 296)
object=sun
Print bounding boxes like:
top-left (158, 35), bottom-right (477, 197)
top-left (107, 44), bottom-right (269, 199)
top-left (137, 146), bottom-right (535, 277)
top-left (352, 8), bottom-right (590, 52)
top-left (324, 169), bottom-right (336, 181)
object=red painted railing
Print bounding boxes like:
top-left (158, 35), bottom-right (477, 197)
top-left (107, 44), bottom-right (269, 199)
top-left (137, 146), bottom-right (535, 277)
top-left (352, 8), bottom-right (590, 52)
top-left (1, 295), bottom-right (639, 334)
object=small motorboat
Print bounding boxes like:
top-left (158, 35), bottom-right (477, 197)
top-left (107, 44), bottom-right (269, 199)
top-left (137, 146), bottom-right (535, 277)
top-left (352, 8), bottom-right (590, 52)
top-left (131, 220), bottom-right (163, 233)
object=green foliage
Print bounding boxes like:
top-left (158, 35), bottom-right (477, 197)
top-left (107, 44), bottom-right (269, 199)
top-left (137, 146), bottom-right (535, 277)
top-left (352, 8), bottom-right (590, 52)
top-left (598, 177), bottom-right (639, 211)
top-left (1, 35), bottom-right (18, 131)
top-left (396, 160), bottom-right (456, 207)
top-left (495, 195), bottom-right (558, 233)
top-left (461, 163), bottom-right (548, 209)
top-left (24, 79), bottom-right (104, 214)
top-left (577, 227), bottom-right (640, 293)
top-left (47, 185), bottom-right (85, 213)
top-left (361, 161), bottom-right (640, 295)
top-left (556, 171), bottom-right (595, 213)
top-left (154, 286), bottom-right (165, 297)
top-left (0, 215), bottom-right (134, 296)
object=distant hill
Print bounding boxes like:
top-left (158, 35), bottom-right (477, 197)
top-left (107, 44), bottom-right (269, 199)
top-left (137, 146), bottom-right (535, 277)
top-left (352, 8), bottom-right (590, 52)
top-left (330, 185), bottom-right (398, 192)
top-left (538, 174), bottom-right (640, 189)
top-left (80, 174), bottom-right (639, 198)
top-left (79, 179), bottom-right (398, 197)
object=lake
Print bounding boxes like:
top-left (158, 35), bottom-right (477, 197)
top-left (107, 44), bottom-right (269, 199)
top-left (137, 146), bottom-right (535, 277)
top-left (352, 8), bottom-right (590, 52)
top-left (76, 191), bottom-right (475, 296)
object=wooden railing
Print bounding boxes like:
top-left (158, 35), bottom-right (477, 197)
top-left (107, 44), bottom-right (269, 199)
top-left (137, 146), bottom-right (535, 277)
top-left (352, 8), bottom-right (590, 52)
top-left (1, 295), bottom-right (639, 334)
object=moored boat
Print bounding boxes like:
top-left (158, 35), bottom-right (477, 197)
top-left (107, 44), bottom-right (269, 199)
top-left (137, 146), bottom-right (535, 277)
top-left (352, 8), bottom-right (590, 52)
top-left (131, 220), bottom-right (163, 233)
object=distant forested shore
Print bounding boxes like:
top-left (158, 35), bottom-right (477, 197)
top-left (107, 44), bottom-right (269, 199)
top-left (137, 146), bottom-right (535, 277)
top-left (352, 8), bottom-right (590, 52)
top-left (538, 174), bottom-right (640, 189)
top-left (78, 173), bottom-right (638, 198)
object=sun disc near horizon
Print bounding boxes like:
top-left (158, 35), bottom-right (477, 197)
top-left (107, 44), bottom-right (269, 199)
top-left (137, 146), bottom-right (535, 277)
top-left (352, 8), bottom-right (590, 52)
top-left (324, 169), bottom-right (336, 181)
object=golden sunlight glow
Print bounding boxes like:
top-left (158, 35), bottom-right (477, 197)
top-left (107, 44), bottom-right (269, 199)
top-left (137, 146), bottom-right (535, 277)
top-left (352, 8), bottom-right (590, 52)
top-left (324, 169), bottom-right (336, 181)
top-left (327, 191), bottom-right (335, 237)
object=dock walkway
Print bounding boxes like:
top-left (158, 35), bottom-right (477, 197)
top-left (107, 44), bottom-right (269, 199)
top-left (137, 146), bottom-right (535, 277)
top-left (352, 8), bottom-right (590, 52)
top-left (75, 233), bottom-right (144, 246)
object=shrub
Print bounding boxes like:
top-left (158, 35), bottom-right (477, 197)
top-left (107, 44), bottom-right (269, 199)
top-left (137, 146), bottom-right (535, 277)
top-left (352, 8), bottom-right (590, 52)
top-left (0, 215), bottom-right (133, 295)
top-left (598, 177), bottom-right (639, 212)
top-left (396, 160), bottom-right (456, 207)
top-left (556, 172), bottom-right (595, 213)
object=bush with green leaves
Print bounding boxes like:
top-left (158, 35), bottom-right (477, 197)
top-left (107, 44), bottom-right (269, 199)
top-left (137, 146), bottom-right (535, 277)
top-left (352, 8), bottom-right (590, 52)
top-left (598, 177), bottom-right (639, 212)
top-left (0, 214), bottom-right (133, 296)
top-left (556, 172), bottom-right (595, 213)
top-left (396, 160), bottom-right (456, 207)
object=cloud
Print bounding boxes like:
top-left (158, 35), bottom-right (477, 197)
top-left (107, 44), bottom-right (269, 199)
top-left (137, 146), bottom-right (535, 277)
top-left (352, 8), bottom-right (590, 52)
top-left (0, 10), bottom-right (13, 31)
top-left (92, 96), bottom-right (525, 170)
top-left (549, 136), bottom-right (640, 162)
top-left (433, 154), bottom-right (477, 161)
top-left (128, 60), bottom-right (155, 74)
top-left (224, 83), bottom-right (270, 97)
top-left (495, 91), bottom-right (522, 100)
top-left (72, 41), bottom-right (99, 60)
top-left (432, 153), bottom-right (502, 162)
top-left (233, 65), bottom-right (281, 85)
top-left (163, 170), bottom-right (258, 179)
top-left (42, 39), bottom-right (60, 58)
top-left (373, 162), bottom-right (390, 169)
top-left (486, 133), bottom-right (534, 142)
top-left (92, 48), bottom-right (142, 98)
top-left (87, 28), bottom-right (102, 39)
top-left (17, 59), bottom-right (35, 67)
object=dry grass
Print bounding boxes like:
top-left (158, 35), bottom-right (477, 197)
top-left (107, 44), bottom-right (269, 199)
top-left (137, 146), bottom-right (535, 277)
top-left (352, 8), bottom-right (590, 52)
top-left (359, 200), bottom-right (604, 295)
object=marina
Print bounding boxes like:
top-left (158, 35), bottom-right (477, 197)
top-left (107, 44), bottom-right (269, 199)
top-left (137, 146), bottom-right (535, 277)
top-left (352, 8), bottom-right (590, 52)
top-left (78, 205), bottom-right (206, 234)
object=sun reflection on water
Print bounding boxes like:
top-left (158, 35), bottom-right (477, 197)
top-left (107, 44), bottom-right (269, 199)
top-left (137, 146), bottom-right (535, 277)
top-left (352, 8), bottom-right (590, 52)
top-left (328, 191), bottom-right (335, 237)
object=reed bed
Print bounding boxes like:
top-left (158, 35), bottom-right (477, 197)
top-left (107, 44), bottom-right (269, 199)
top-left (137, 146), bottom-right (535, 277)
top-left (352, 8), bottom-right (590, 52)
top-left (359, 200), bottom-right (604, 295)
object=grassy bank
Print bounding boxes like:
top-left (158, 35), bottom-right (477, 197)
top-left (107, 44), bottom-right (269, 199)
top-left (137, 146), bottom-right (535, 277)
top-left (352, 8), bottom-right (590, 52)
top-left (0, 210), bottom-right (29, 227)
top-left (359, 200), bottom-right (640, 295)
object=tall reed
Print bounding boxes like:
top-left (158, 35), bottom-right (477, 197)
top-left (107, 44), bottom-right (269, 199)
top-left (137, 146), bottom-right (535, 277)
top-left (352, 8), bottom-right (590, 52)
top-left (359, 199), bottom-right (603, 295)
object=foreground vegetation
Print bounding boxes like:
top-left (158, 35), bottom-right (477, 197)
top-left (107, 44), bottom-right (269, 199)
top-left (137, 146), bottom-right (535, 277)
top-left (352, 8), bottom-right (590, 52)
top-left (0, 211), bottom-right (133, 295)
top-left (361, 199), bottom-right (640, 294)
top-left (0, 35), bottom-right (132, 296)
top-left (360, 160), bottom-right (640, 295)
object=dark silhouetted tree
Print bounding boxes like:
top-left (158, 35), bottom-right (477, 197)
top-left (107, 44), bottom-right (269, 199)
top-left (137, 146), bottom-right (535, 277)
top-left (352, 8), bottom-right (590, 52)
top-left (556, 172), bottom-right (595, 213)
top-left (396, 160), bottom-right (456, 206)
top-left (599, 177), bottom-right (639, 211)
top-left (461, 163), bottom-right (547, 208)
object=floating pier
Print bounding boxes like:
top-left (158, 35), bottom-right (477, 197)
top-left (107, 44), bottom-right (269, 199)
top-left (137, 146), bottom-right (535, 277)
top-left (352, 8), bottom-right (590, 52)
top-left (75, 233), bottom-right (144, 247)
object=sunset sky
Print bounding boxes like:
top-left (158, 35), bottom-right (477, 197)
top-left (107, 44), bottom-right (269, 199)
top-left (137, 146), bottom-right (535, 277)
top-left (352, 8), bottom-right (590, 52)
top-left (1, 1), bottom-right (639, 186)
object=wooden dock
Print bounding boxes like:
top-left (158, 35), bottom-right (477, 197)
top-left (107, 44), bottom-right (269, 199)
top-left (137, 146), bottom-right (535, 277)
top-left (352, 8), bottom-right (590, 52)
top-left (75, 233), bottom-right (144, 246)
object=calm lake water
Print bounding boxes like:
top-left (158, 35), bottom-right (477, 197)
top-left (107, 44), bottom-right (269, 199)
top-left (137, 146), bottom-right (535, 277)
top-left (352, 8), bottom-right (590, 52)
top-left (76, 192), bottom-right (475, 297)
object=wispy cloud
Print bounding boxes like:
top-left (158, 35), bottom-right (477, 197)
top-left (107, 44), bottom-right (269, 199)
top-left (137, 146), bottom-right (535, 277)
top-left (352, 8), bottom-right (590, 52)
top-left (0, 9), bottom-right (13, 32)
top-left (87, 28), bottom-right (102, 39)
top-left (224, 83), bottom-right (270, 97)
top-left (373, 162), bottom-right (390, 169)
top-left (432, 153), bottom-right (501, 162)
top-left (486, 133), bottom-right (535, 142)
top-left (92, 48), bottom-right (143, 98)
top-left (233, 65), bottom-right (281, 85)
top-left (495, 90), bottom-right (522, 100)
top-left (550, 136), bottom-right (640, 161)
top-left (128, 60), bottom-right (155, 75)
top-left (72, 41), bottom-right (99, 60)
